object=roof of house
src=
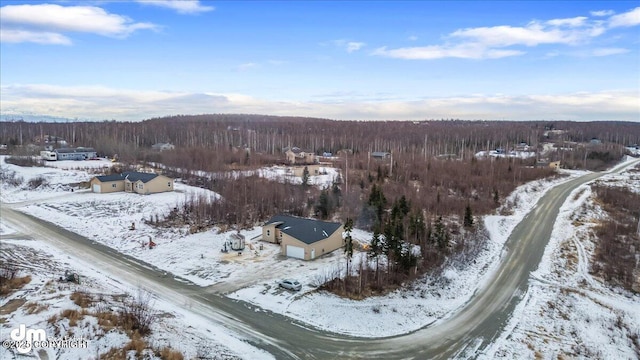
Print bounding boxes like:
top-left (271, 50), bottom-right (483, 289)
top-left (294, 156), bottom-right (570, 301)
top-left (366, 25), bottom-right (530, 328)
top-left (55, 147), bottom-right (96, 154)
top-left (371, 151), bottom-right (390, 157)
top-left (265, 215), bottom-right (342, 245)
top-left (95, 171), bottom-right (160, 183)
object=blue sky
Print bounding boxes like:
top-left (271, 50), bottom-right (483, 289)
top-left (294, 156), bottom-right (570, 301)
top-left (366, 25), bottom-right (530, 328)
top-left (0, 1), bottom-right (638, 121)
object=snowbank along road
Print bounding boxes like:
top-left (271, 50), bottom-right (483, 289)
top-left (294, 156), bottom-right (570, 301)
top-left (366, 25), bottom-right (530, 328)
top-left (2, 158), bottom-right (638, 359)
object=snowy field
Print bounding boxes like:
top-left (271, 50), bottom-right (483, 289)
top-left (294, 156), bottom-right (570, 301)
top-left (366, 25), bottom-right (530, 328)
top-left (2, 155), bottom-right (594, 337)
top-left (0, 225), bottom-right (271, 360)
top-left (481, 159), bottom-right (640, 359)
top-left (2, 154), bottom-right (638, 356)
top-left (475, 150), bottom-right (536, 159)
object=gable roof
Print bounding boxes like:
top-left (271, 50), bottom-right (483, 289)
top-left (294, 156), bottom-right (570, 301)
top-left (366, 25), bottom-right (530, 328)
top-left (371, 151), bottom-right (390, 157)
top-left (55, 147), bottom-right (96, 154)
top-left (95, 172), bottom-right (160, 183)
top-left (265, 215), bottom-right (342, 245)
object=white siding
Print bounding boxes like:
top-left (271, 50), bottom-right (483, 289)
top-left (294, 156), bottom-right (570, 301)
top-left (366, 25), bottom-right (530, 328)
top-left (285, 245), bottom-right (304, 260)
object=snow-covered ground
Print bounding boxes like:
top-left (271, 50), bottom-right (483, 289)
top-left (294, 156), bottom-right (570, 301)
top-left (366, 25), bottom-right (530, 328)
top-left (3, 154), bottom-right (638, 357)
top-left (229, 168), bottom-right (591, 337)
top-left (156, 162), bottom-right (340, 189)
top-left (480, 159), bottom-right (640, 359)
top-left (3, 154), bottom-right (591, 338)
top-left (0, 224), bottom-right (271, 360)
top-left (475, 150), bottom-right (536, 159)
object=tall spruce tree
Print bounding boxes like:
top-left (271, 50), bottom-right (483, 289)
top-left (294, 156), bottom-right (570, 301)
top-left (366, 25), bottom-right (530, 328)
top-left (464, 204), bottom-right (474, 228)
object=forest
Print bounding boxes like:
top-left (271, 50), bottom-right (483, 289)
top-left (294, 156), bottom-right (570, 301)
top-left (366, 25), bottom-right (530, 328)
top-left (1, 116), bottom-right (638, 295)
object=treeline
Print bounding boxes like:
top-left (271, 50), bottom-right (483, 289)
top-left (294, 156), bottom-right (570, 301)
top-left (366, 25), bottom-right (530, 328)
top-left (2, 117), bottom-right (638, 170)
top-left (147, 175), bottom-right (308, 232)
top-left (590, 183), bottom-right (640, 293)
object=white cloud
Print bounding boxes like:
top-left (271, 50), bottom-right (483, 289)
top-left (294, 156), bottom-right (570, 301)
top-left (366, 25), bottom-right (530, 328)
top-left (591, 47), bottom-right (629, 56)
top-left (329, 39), bottom-right (366, 53)
top-left (408, 35), bottom-right (418, 41)
top-left (609, 7), bottom-right (640, 28)
top-left (373, 9), bottom-right (638, 61)
top-left (135, 0), bottom-right (214, 14)
top-left (546, 16), bottom-right (588, 27)
top-left (372, 44), bottom-right (524, 60)
top-left (0, 29), bottom-right (71, 45)
top-left (591, 10), bottom-right (614, 17)
top-left (235, 62), bottom-right (259, 71)
top-left (346, 42), bottom-right (365, 53)
top-left (0, 4), bottom-right (157, 44)
top-left (451, 20), bottom-right (604, 47)
top-left (2, 84), bottom-right (636, 121)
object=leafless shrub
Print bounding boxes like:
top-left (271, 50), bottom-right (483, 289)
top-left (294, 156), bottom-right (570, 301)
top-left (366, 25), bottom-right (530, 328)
top-left (119, 288), bottom-right (157, 336)
top-left (591, 185), bottom-right (640, 292)
top-left (0, 260), bottom-right (30, 295)
top-left (27, 175), bottom-right (48, 189)
top-left (157, 347), bottom-right (184, 360)
top-left (70, 291), bottom-right (94, 308)
top-left (24, 302), bottom-right (49, 314)
top-left (0, 166), bottom-right (24, 186)
top-left (5, 156), bottom-right (45, 167)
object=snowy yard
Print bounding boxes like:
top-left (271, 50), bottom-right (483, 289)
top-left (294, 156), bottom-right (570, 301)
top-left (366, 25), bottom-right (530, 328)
top-left (481, 159), bottom-right (640, 359)
top-left (2, 154), bottom-right (638, 358)
top-left (0, 232), bottom-right (270, 360)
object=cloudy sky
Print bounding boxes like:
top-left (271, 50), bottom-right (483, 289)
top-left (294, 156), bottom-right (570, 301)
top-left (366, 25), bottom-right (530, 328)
top-left (1, 1), bottom-right (639, 121)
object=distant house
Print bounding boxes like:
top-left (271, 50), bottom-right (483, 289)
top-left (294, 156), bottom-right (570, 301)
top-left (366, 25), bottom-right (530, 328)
top-left (536, 160), bottom-right (561, 169)
top-left (152, 143), bottom-right (175, 151)
top-left (371, 151), bottom-right (391, 159)
top-left (41, 147), bottom-right (97, 161)
top-left (291, 164), bottom-right (325, 177)
top-left (589, 138), bottom-right (602, 145)
top-left (262, 215), bottom-right (344, 260)
top-left (515, 142), bottom-right (531, 152)
top-left (90, 172), bottom-right (174, 195)
top-left (284, 147), bottom-right (316, 165)
top-left (36, 135), bottom-right (68, 147)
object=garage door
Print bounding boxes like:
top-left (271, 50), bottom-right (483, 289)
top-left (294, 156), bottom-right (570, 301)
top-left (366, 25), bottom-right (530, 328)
top-left (92, 184), bottom-right (101, 193)
top-left (286, 245), bottom-right (305, 259)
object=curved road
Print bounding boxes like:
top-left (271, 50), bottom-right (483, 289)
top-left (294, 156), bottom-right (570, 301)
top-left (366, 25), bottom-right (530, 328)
top-left (2, 159), bottom-right (637, 359)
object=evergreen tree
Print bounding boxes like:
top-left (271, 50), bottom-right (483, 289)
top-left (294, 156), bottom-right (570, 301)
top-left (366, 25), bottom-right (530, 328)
top-left (368, 227), bottom-right (383, 286)
top-left (315, 189), bottom-right (332, 219)
top-left (302, 166), bottom-right (310, 188)
top-left (463, 204), bottom-right (474, 228)
top-left (368, 184), bottom-right (387, 224)
top-left (409, 211), bottom-right (426, 243)
top-left (331, 181), bottom-right (341, 207)
top-left (433, 216), bottom-right (449, 249)
top-left (343, 218), bottom-right (354, 292)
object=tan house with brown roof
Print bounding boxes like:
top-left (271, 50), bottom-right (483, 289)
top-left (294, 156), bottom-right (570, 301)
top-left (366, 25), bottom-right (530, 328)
top-left (90, 172), bottom-right (174, 195)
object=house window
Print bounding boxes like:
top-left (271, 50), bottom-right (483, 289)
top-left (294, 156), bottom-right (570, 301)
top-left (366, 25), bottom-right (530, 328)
top-left (168, 182), bottom-right (171, 187)
top-left (112, 184), bottom-right (116, 188)
top-left (266, 230), bottom-right (270, 237)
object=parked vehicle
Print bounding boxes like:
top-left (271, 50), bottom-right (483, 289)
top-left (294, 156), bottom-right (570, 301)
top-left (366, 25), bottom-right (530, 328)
top-left (279, 279), bottom-right (302, 291)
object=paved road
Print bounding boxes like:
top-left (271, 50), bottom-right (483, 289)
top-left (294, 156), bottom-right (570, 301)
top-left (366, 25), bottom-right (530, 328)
top-left (2, 159), bottom-right (637, 359)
